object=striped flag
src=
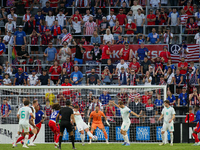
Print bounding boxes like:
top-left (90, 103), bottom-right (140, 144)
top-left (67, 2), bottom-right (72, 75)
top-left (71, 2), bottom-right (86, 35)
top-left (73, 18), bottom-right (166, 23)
top-left (169, 44), bottom-right (200, 63)
top-left (12, 46), bottom-right (17, 64)
top-left (61, 33), bottom-right (72, 44)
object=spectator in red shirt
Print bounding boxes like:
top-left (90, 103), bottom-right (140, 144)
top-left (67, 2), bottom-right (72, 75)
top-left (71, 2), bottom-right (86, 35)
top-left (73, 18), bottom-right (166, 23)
top-left (71, 10), bottom-right (82, 21)
top-left (159, 46), bottom-right (171, 63)
top-left (105, 101), bottom-right (115, 117)
top-left (49, 60), bottom-right (62, 84)
top-left (125, 19), bottom-right (136, 44)
top-left (178, 57), bottom-right (188, 75)
top-left (142, 91), bottom-right (150, 105)
top-left (61, 78), bottom-right (72, 100)
top-left (185, 107), bottom-right (194, 123)
top-left (101, 41), bottom-right (113, 64)
top-left (129, 58), bottom-right (140, 74)
top-left (116, 9), bottom-right (127, 25)
top-left (147, 9), bottom-right (156, 33)
top-left (158, 8), bottom-right (168, 32)
top-left (49, 0), bottom-right (59, 8)
top-left (185, 18), bottom-right (199, 43)
top-left (184, 1), bottom-right (193, 17)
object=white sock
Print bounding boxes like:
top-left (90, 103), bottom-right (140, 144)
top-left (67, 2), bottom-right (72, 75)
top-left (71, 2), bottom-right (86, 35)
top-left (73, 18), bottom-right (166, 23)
top-left (161, 133), bottom-right (165, 143)
top-left (87, 131), bottom-right (94, 138)
top-left (123, 135), bottom-right (126, 142)
top-left (14, 134), bottom-right (20, 145)
top-left (124, 134), bottom-right (129, 144)
top-left (80, 134), bottom-right (85, 143)
top-left (24, 135), bottom-right (29, 146)
top-left (30, 134), bottom-right (36, 144)
top-left (89, 139), bottom-right (92, 142)
top-left (170, 133), bottom-right (173, 144)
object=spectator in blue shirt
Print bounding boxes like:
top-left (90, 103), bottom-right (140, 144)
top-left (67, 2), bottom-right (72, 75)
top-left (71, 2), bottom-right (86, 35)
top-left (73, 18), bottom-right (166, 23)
top-left (42, 1), bottom-right (53, 15)
top-left (70, 66), bottom-right (83, 85)
top-left (154, 94), bottom-right (163, 115)
top-left (35, 10), bottom-right (45, 25)
top-left (147, 28), bottom-right (159, 44)
top-left (90, 31), bottom-right (101, 45)
top-left (14, 26), bottom-right (27, 52)
top-left (178, 87), bottom-right (187, 107)
top-left (1, 98), bottom-right (12, 124)
top-left (13, 68), bottom-right (26, 86)
top-left (44, 42), bottom-right (57, 63)
top-left (0, 37), bottom-right (6, 75)
top-left (136, 42), bottom-right (149, 61)
top-left (167, 90), bottom-right (176, 106)
top-left (164, 59), bottom-right (175, 74)
top-left (99, 90), bottom-right (111, 105)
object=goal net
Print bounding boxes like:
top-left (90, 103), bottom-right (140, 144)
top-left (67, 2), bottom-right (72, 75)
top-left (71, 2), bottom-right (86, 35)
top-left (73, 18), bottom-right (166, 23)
top-left (0, 85), bottom-right (169, 144)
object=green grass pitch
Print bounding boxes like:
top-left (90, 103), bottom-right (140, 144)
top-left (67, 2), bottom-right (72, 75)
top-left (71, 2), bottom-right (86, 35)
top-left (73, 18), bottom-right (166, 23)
top-left (1, 143), bottom-right (200, 150)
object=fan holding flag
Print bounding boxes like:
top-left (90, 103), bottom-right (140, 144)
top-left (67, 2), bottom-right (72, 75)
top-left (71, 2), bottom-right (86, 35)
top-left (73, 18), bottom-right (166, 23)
top-left (0, 37), bottom-right (6, 74)
top-left (59, 27), bottom-right (72, 44)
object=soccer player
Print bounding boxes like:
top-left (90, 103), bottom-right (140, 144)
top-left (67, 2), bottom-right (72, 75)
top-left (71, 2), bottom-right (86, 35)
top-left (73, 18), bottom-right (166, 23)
top-left (56, 101), bottom-right (76, 149)
top-left (158, 100), bottom-right (176, 146)
top-left (48, 103), bottom-right (61, 148)
top-left (88, 105), bottom-right (110, 144)
top-left (73, 105), bottom-right (95, 145)
top-left (112, 101), bottom-right (140, 146)
top-left (13, 100), bottom-right (34, 148)
top-left (191, 106), bottom-right (200, 146)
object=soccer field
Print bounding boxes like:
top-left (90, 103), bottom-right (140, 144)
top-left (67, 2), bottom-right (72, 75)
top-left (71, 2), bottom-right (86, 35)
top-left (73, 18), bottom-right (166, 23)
top-left (2, 143), bottom-right (200, 150)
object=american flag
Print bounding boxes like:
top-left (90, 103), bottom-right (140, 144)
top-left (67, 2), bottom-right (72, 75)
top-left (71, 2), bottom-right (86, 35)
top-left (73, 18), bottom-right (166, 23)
top-left (61, 33), bottom-right (72, 43)
top-left (169, 44), bottom-right (200, 63)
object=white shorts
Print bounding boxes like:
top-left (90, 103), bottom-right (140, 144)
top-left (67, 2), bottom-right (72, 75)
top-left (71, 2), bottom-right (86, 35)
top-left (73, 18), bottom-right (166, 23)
top-left (77, 122), bottom-right (88, 132)
top-left (162, 122), bottom-right (174, 132)
top-left (121, 122), bottom-right (131, 131)
top-left (18, 123), bottom-right (29, 132)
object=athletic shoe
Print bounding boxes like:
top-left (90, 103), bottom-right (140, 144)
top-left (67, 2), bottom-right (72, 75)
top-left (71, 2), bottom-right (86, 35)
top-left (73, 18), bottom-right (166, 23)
top-left (22, 145), bottom-right (29, 148)
top-left (159, 143), bottom-right (165, 146)
top-left (193, 143), bottom-right (198, 146)
top-left (28, 143), bottom-right (36, 146)
top-left (88, 141), bottom-right (92, 144)
top-left (54, 142), bottom-right (59, 147)
top-left (125, 143), bottom-right (130, 146)
top-left (170, 143), bottom-right (173, 146)
top-left (72, 147), bottom-right (76, 149)
top-left (122, 142), bottom-right (127, 146)
top-left (21, 141), bottom-right (24, 145)
top-left (106, 140), bottom-right (109, 144)
top-left (197, 142), bottom-right (200, 146)
top-left (12, 143), bottom-right (17, 148)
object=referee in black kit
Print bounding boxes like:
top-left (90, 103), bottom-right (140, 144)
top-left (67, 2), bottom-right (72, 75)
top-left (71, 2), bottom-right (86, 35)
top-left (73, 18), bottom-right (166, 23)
top-left (56, 101), bottom-right (76, 149)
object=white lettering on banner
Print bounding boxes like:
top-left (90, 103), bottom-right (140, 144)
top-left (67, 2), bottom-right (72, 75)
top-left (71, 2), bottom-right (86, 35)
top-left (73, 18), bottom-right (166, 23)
top-left (116, 127), bottom-right (123, 139)
top-left (86, 51), bottom-right (92, 59)
top-left (151, 51), bottom-right (158, 58)
top-left (0, 124), bottom-right (45, 143)
top-left (132, 51), bottom-right (137, 58)
top-left (111, 50), bottom-right (120, 59)
top-left (96, 128), bottom-right (104, 139)
top-left (137, 128), bottom-right (149, 140)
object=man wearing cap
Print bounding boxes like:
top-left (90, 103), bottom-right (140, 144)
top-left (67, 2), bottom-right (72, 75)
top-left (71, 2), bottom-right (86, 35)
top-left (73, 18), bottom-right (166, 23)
top-left (118, 66), bottom-right (128, 86)
top-left (127, 69), bottom-right (139, 85)
top-left (147, 9), bottom-right (156, 32)
top-left (178, 57), bottom-right (188, 75)
top-left (159, 46), bottom-right (171, 63)
top-left (125, 19), bottom-right (136, 43)
top-left (13, 68), bottom-right (26, 86)
top-left (14, 26), bottom-right (26, 52)
top-left (107, 9), bottom-right (116, 28)
top-left (116, 9), bottom-right (127, 26)
top-left (83, 9), bottom-right (93, 22)
top-left (99, 17), bottom-right (110, 35)
top-left (119, 42), bottom-right (132, 61)
top-left (39, 70), bottom-right (50, 85)
top-left (40, 29), bottom-right (53, 53)
top-left (134, 8), bottom-right (145, 34)
top-left (90, 43), bottom-right (102, 61)
top-left (27, 70), bottom-right (39, 86)
top-left (35, 10), bottom-right (45, 26)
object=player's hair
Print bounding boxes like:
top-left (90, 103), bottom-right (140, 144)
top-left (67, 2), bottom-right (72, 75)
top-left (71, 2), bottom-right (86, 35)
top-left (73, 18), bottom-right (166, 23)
top-left (96, 105), bottom-right (100, 107)
top-left (24, 100), bottom-right (30, 106)
top-left (52, 103), bottom-right (60, 110)
top-left (74, 105), bottom-right (79, 109)
top-left (164, 100), bottom-right (170, 104)
top-left (66, 101), bottom-right (71, 106)
top-left (33, 100), bottom-right (38, 104)
top-left (118, 101), bottom-right (124, 105)
top-left (189, 107), bottom-right (193, 110)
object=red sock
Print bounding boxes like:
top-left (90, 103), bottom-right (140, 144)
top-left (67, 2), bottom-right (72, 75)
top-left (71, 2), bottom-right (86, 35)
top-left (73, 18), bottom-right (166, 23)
top-left (16, 136), bottom-right (24, 143)
top-left (54, 134), bottom-right (57, 142)
top-left (89, 131), bottom-right (93, 139)
top-left (55, 134), bottom-right (60, 143)
top-left (192, 133), bottom-right (199, 142)
top-left (103, 131), bottom-right (108, 139)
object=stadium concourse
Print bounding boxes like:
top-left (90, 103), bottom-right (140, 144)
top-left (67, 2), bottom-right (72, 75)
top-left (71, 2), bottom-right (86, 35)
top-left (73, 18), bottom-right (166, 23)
top-left (1, 0), bottom-right (200, 147)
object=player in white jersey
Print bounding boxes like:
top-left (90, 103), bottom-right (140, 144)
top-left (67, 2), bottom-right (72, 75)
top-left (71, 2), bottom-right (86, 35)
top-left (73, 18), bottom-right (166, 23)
top-left (73, 105), bottom-right (95, 145)
top-left (28, 100), bottom-right (38, 146)
top-left (112, 101), bottom-right (140, 146)
top-left (158, 100), bottom-right (176, 146)
top-left (13, 100), bottom-right (34, 148)
top-left (27, 70), bottom-right (39, 86)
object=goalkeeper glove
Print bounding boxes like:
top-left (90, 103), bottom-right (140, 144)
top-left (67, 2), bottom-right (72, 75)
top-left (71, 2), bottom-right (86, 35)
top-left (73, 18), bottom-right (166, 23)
top-left (106, 120), bottom-right (110, 126)
top-left (88, 122), bottom-right (90, 128)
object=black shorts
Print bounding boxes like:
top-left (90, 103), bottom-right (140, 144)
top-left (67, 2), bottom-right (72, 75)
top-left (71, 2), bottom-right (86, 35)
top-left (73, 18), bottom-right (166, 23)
top-left (60, 121), bottom-right (73, 133)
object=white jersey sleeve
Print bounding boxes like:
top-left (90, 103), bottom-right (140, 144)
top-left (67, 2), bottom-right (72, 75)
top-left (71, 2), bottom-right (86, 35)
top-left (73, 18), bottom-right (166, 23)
top-left (73, 110), bottom-right (84, 124)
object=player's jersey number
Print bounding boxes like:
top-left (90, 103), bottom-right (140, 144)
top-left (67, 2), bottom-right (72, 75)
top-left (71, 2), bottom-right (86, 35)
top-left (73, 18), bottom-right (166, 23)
top-left (21, 111), bottom-right (25, 119)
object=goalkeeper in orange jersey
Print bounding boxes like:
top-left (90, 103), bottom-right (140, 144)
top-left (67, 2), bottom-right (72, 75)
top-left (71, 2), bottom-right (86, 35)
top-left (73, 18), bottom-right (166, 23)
top-left (88, 105), bottom-right (110, 144)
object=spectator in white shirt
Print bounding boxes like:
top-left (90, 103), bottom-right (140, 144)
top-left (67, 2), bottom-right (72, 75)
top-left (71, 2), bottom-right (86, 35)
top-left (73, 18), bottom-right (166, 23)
top-left (103, 28), bottom-right (114, 45)
top-left (134, 8), bottom-right (145, 34)
top-left (5, 18), bottom-right (15, 34)
top-left (107, 9), bottom-right (116, 28)
top-left (56, 9), bottom-right (67, 27)
top-left (27, 70), bottom-right (39, 86)
top-left (22, 8), bottom-right (31, 23)
top-left (115, 59), bottom-right (128, 75)
top-left (195, 7), bottom-right (200, 27)
top-left (194, 30), bottom-right (200, 44)
top-left (70, 16), bottom-right (84, 35)
top-left (7, 8), bottom-right (17, 29)
top-left (83, 9), bottom-right (93, 22)
top-left (4, 61), bottom-right (13, 77)
top-left (131, 0), bottom-right (143, 16)
top-left (3, 73), bottom-right (11, 86)
top-left (45, 10), bottom-right (55, 29)
top-left (142, 71), bottom-right (152, 86)
top-left (3, 30), bottom-right (14, 48)
top-left (162, 27), bottom-right (173, 44)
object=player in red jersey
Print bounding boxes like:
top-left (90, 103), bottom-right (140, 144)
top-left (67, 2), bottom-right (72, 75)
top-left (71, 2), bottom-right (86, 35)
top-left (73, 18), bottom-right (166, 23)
top-left (119, 42), bottom-right (132, 61)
